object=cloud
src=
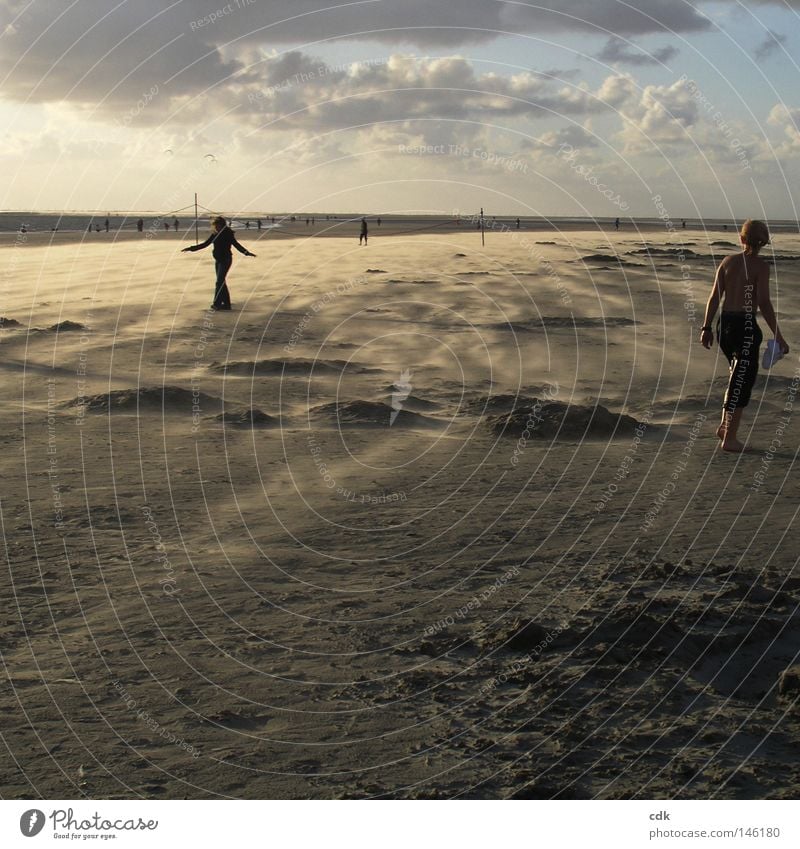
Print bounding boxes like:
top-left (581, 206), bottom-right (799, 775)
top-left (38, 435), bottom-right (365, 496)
top-left (767, 103), bottom-right (800, 154)
top-left (596, 37), bottom-right (679, 67)
top-left (534, 123), bottom-right (600, 151)
top-left (0, 0), bottom-right (713, 117)
top-left (235, 53), bottom-right (640, 138)
top-left (754, 30), bottom-right (788, 61)
top-left (0, 1), bottom-right (241, 114)
top-left (185, 0), bottom-right (713, 44)
top-left (617, 78), bottom-right (700, 152)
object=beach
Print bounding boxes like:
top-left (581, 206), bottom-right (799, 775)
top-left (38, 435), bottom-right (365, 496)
top-left (2, 223), bottom-right (799, 799)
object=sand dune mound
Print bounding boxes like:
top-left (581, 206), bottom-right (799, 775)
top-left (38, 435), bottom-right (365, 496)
top-left (48, 321), bottom-right (88, 332)
top-left (210, 408), bottom-right (278, 428)
top-left (210, 358), bottom-right (382, 376)
top-left (380, 393), bottom-right (441, 412)
top-left (464, 393), bottom-right (538, 415)
top-left (311, 400), bottom-right (441, 428)
top-left (628, 247), bottom-right (698, 257)
top-left (67, 385), bottom-right (220, 413)
top-left (711, 240), bottom-right (737, 247)
top-left (489, 315), bottom-right (637, 332)
top-left (473, 618), bottom-right (558, 654)
top-left (488, 400), bottom-right (641, 439)
top-left (0, 317), bottom-right (23, 329)
top-left (580, 254), bottom-right (644, 267)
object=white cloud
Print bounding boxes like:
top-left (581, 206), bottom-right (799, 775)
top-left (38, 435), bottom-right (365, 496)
top-left (617, 78), bottom-right (699, 152)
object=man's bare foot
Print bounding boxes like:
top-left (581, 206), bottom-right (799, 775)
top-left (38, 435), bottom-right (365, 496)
top-left (721, 438), bottom-right (746, 452)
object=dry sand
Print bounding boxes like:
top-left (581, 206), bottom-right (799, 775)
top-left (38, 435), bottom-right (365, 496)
top-left (2, 224), bottom-right (800, 799)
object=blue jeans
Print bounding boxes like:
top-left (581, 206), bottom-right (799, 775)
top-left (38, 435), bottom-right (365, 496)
top-left (214, 257), bottom-right (232, 308)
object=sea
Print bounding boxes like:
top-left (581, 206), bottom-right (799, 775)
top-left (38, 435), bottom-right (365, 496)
top-left (1, 212), bottom-right (798, 235)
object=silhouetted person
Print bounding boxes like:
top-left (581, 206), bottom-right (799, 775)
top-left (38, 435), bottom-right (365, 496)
top-left (377, 217), bottom-right (381, 227)
top-left (615, 217), bottom-right (620, 230)
top-left (682, 219), bottom-right (686, 229)
top-left (245, 220), bottom-right (250, 229)
top-left (359, 217), bottom-right (368, 245)
top-left (257, 219), bottom-right (262, 230)
top-left (182, 215), bottom-right (255, 311)
top-left (164, 221), bottom-right (169, 232)
top-left (516, 217), bottom-right (520, 229)
top-left (137, 218), bottom-right (144, 232)
top-left (173, 218), bottom-right (179, 232)
top-left (104, 217), bottom-right (109, 232)
top-left (701, 219), bottom-right (788, 452)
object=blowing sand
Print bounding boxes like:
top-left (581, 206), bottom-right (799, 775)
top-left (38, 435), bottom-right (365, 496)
top-left (2, 225), bottom-right (799, 798)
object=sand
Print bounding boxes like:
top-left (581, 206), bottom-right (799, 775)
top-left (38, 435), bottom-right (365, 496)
top-left (2, 224), bottom-right (799, 799)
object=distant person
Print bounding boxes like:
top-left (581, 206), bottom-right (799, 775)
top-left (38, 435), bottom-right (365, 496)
top-left (104, 217), bottom-right (109, 232)
top-left (377, 217), bottom-right (381, 227)
top-left (681, 219), bottom-right (686, 229)
top-left (312, 217), bottom-right (315, 225)
top-left (182, 215), bottom-right (255, 311)
top-left (701, 219), bottom-right (788, 452)
top-left (173, 218), bottom-right (179, 232)
top-left (614, 217), bottom-right (620, 231)
top-left (359, 217), bottom-right (368, 245)
top-left (164, 221), bottom-right (170, 232)
top-left (306, 218), bottom-right (310, 226)
top-left (724, 224), bottom-right (728, 232)
top-left (257, 219), bottom-right (262, 230)
top-left (271, 216), bottom-right (276, 224)
top-left (137, 218), bottom-right (144, 232)
top-left (516, 217), bottom-right (520, 229)
top-left (245, 220), bottom-right (250, 229)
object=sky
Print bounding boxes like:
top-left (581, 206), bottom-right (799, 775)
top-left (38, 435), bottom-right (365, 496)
top-left (1, 0), bottom-right (799, 218)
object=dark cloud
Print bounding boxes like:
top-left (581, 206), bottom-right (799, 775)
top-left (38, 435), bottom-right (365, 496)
top-left (530, 67), bottom-right (582, 82)
top-left (596, 37), bottom-right (679, 67)
top-left (754, 30), bottom-right (788, 61)
top-left (0, 1), bottom-right (240, 112)
top-left (218, 0), bottom-right (713, 44)
top-left (0, 0), bottom-right (711, 114)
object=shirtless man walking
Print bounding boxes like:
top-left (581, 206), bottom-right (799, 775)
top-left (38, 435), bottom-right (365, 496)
top-left (701, 219), bottom-right (789, 452)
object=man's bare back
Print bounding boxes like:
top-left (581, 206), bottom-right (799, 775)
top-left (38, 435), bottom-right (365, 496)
top-left (715, 252), bottom-right (768, 312)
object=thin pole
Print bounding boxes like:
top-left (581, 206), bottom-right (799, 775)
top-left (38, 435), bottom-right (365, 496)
top-left (480, 207), bottom-right (485, 247)
top-left (194, 193), bottom-right (199, 245)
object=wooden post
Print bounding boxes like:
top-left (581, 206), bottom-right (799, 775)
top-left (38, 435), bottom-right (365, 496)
top-left (480, 207), bottom-right (485, 247)
top-left (194, 193), bottom-right (199, 245)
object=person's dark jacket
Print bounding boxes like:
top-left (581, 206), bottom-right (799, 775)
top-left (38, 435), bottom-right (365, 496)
top-left (190, 227), bottom-right (250, 260)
